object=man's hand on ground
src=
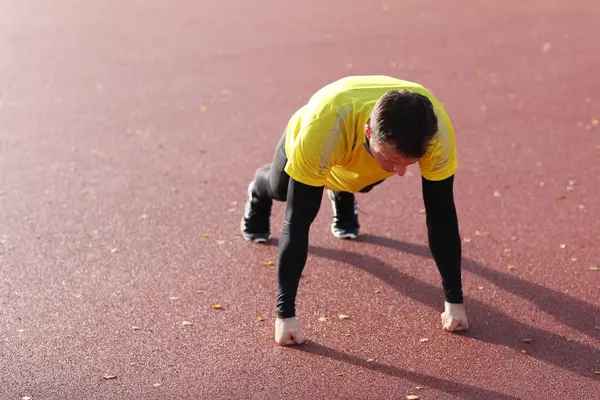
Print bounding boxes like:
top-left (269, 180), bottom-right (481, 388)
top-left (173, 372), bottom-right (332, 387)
top-left (441, 301), bottom-right (469, 332)
top-left (274, 316), bottom-right (304, 345)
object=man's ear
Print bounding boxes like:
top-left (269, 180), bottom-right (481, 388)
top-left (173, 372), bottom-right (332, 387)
top-left (365, 123), bottom-right (371, 140)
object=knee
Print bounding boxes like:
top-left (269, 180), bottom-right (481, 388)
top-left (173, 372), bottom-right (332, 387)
top-left (271, 187), bottom-right (288, 202)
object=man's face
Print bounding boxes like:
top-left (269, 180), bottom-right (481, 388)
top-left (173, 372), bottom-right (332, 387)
top-left (365, 123), bottom-right (419, 176)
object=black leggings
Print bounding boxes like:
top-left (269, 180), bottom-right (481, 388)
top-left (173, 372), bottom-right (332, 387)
top-left (252, 132), bottom-right (290, 202)
top-left (252, 132), bottom-right (383, 202)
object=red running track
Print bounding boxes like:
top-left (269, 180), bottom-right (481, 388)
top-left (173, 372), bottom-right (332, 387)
top-left (0, 0), bottom-right (599, 399)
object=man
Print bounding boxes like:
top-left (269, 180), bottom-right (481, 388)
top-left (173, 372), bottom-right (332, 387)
top-left (240, 75), bottom-right (468, 346)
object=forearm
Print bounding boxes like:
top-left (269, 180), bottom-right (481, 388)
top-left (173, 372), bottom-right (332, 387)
top-left (422, 175), bottom-right (463, 303)
top-left (427, 209), bottom-right (463, 303)
top-left (276, 178), bottom-right (323, 318)
top-left (276, 219), bottom-right (310, 318)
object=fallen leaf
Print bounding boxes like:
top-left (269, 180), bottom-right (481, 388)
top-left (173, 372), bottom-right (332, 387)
top-left (374, 290), bottom-right (380, 294)
top-left (560, 244), bottom-right (566, 249)
top-left (366, 358), bottom-right (375, 362)
top-left (212, 304), bottom-right (222, 309)
top-left (542, 42), bottom-right (551, 52)
top-left (539, 181), bottom-right (545, 187)
top-left (594, 370), bottom-right (600, 375)
top-left (521, 350), bottom-right (527, 354)
top-left (406, 396), bottom-right (421, 400)
top-left (493, 190), bottom-right (501, 197)
top-left (504, 248), bottom-right (512, 253)
top-left (256, 316), bottom-right (264, 322)
top-left (263, 260), bottom-right (274, 266)
top-left (568, 180), bottom-right (576, 186)
top-left (475, 230), bottom-right (490, 237)
top-left (464, 237), bottom-right (472, 243)
top-left (478, 286), bottom-right (484, 290)
top-left (201, 233), bottom-right (209, 238)
top-left (110, 248), bottom-right (118, 254)
top-left (318, 317), bottom-right (328, 322)
top-left (590, 265), bottom-right (599, 271)
top-left (507, 265), bottom-right (517, 270)
top-left (592, 119), bottom-right (599, 127)
top-left (103, 374), bottom-right (117, 380)
top-left (415, 386), bottom-right (426, 390)
top-left (131, 326), bottom-right (141, 331)
top-left (339, 314), bottom-right (352, 320)
top-left (554, 193), bottom-right (566, 199)
top-left (570, 256), bottom-right (578, 262)
top-left (216, 240), bottom-right (225, 245)
top-left (578, 204), bottom-right (586, 211)
top-left (419, 338), bottom-right (430, 343)
top-left (522, 338), bottom-right (533, 343)
top-left (511, 236), bottom-right (517, 241)
top-left (182, 321), bottom-right (193, 326)
top-left (200, 106), bottom-right (207, 112)
top-left (267, 335), bottom-right (274, 339)
top-left (169, 296), bottom-right (179, 301)
top-left (566, 186), bottom-right (574, 191)
top-left (153, 383), bottom-right (162, 387)
top-left (196, 290), bottom-right (206, 294)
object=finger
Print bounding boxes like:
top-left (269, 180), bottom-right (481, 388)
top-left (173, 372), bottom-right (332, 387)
top-left (452, 324), bottom-right (465, 331)
top-left (292, 330), bottom-right (305, 344)
top-left (444, 319), bottom-right (460, 331)
top-left (276, 335), bottom-right (296, 346)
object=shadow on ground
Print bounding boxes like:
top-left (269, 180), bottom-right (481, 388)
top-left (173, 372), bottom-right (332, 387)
top-left (265, 234), bottom-right (600, 379)
top-left (292, 340), bottom-right (521, 400)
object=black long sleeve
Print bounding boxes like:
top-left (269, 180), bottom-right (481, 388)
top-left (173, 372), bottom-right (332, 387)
top-left (276, 178), bottom-right (324, 318)
top-left (422, 174), bottom-right (463, 303)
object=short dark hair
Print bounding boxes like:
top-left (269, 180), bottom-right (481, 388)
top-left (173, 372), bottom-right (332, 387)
top-left (369, 90), bottom-right (438, 158)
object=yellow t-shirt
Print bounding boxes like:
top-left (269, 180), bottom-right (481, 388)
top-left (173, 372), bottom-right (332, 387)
top-left (284, 75), bottom-right (458, 193)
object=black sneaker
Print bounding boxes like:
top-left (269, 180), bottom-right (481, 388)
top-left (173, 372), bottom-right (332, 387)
top-left (327, 190), bottom-right (359, 240)
top-left (240, 181), bottom-right (272, 243)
